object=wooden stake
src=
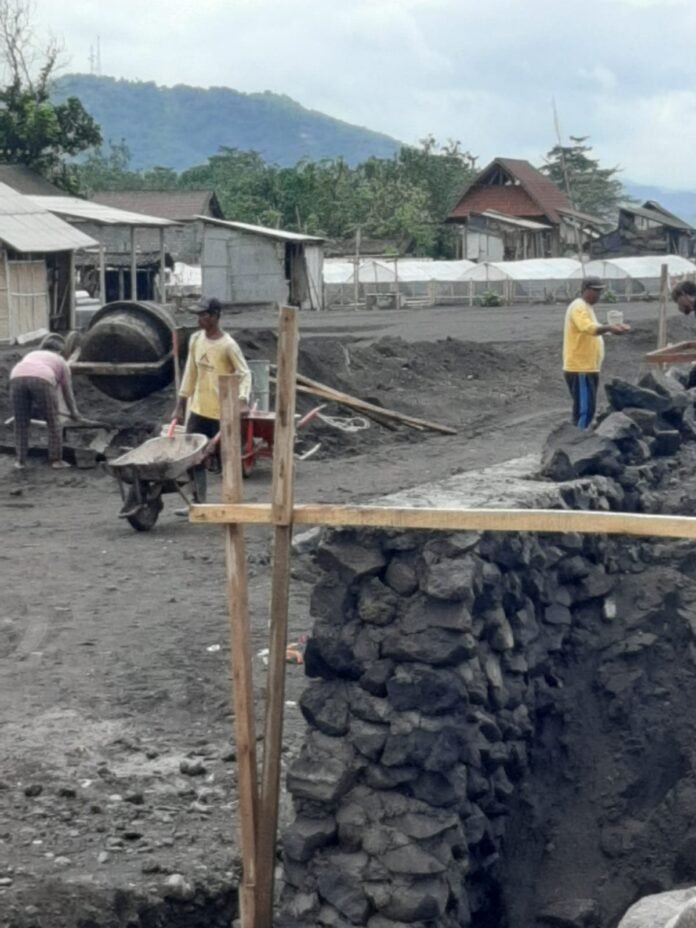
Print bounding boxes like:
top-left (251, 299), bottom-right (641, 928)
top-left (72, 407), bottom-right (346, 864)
top-left (657, 262), bottom-right (669, 351)
top-left (256, 307), bottom-right (299, 928)
top-left (219, 374), bottom-right (258, 928)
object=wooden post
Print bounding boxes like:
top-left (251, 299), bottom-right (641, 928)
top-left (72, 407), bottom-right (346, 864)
top-left (98, 242), bottom-right (107, 306)
top-left (159, 227), bottom-right (167, 305)
top-left (130, 226), bottom-right (137, 301)
top-left (219, 374), bottom-right (259, 928)
top-left (657, 262), bottom-right (669, 350)
top-left (256, 307), bottom-right (299, 928)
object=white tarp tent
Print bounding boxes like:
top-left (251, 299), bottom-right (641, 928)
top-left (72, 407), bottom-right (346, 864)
top-left (461, 258), bottom-right (583, 303)
top-left (569, 255), bottom-right (696, 298)
top-left (323, 257), bottom-right (476, 307)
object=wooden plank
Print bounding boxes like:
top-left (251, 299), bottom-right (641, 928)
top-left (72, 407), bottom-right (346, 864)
top-left (256, 307), bottom-right (299, 928)
top-left (190, 502), bottom-right (696, 539)
top-left (288, 370), bottom-right (457, 435)
top-left (218, 374), bottom-right (258, 928)
top-left (69, 353), bottom-right (173, 376)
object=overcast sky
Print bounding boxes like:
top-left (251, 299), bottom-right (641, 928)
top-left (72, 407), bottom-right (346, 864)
top-left (30, 0), bottom-right (696, 189)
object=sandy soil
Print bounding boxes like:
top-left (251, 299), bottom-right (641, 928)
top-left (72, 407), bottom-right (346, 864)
top-left (0, 299), bottom-right (693, 925)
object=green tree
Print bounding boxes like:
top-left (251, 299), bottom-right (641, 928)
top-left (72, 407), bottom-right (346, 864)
top-left (76, 140), bottom-right (141, 194)
top-left (0, 0), bottom-right (101, 190)
top-left (541, 136), bottom-right (627, 223)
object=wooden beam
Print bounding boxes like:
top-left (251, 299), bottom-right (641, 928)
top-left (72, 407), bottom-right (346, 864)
top-left (218, 374), bottom-right (258, 928)
top-left (256, 306), bottom-right (299, 928)
top-left (130, 226), bottom-right (137, 301)
top-left (69, 353), bottom-right (173, 376)
top-left (286, 370), bottom-right (457, 435)
top-left (189, 503), bottom-right (696, 539)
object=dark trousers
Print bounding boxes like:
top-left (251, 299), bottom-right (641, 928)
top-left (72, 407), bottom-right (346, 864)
top-left (564, 372), bottom-right (599, 430)
top-left (186, 412), bottom-right (219, 503)
top-left (10, 377), bottom-right (62, 464)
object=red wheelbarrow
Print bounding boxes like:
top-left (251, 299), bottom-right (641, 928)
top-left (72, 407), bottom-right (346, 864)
top-left (240, 406), bottom-right (322, 477)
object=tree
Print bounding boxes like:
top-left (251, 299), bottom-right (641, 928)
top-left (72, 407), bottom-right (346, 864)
top-left (0, 0), bottom-right (101, 190)
top-left (541, 136), bottom-right (627, 223)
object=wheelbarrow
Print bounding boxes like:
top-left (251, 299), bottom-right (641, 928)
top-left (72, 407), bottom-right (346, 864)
top-left (106, 429), bottom-right (210, 531)
top-left (241, 406), bottom-right (323, 476)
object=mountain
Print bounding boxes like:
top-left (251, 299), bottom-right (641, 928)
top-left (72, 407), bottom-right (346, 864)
top-left (624, 182), bottom-right (696, 227)
top-left (51, 74), bottom-right (401, 172)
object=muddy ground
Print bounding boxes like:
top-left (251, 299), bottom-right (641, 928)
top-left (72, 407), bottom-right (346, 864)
top-left (1, 300), bottom-right (695, 927)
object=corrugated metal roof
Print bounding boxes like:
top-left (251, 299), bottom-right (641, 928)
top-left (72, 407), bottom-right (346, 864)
top-left (0, 182), bottom-right (97, 252)
top-left (621, 202), bottom-right (694, 232)
top-left (0, 164), bottom-right (66, 196)
top-left (478, 210), bottom-right (551, 230)
top-left (29, 196), bottom-right (179, 227)
top-left (91, 189), bottom-right (223, 221)
top-left (198, 216), bottom-right (324, 243)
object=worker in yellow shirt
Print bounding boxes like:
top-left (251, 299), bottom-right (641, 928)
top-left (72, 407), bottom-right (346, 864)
top-left (563, 277), bottom-right (630, 429)
top-left (174, 297), bottom-right (251, 504)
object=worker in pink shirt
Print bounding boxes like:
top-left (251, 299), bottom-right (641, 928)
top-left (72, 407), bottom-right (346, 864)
top-left (9, 335), bottom-right (81, 470)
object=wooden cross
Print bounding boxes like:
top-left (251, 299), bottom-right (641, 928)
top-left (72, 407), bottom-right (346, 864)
top-left (191, 306), bottom-right (696, 928)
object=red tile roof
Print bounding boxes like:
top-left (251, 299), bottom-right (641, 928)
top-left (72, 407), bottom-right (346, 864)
top-left (448, 157), bottom-right (571, 224)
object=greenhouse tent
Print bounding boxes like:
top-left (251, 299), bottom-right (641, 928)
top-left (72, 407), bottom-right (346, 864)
top-left (461, 258), bottom-right (583, 303)
top-left (569, 255), bottom-right (696, 298)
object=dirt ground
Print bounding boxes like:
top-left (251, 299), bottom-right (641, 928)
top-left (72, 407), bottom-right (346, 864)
top-left (0, 299), bottom-right (693, 927)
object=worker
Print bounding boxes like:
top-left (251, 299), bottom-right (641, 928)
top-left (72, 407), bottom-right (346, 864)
top-left (9, 334), bottom-right (81, 470)
top-left (563, 277), bottom-right (631, 429)
top-left (173, 296), bottom-right (251, 505)
top-left (672, 280), bottom-right (696, 316)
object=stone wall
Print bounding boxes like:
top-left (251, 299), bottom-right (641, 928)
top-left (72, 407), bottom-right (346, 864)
top-left (278, 368), bottom-right (696, 928)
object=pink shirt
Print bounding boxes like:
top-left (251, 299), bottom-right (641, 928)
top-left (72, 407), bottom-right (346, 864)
top-left (10, 350), bottom-right (71, 387)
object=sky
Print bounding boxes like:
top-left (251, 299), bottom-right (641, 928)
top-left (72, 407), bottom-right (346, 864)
top-left (29, 0), bottom-right (696, 190)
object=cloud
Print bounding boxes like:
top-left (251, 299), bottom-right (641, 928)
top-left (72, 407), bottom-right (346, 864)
top-left (24, 0), bottom-right (696, 187)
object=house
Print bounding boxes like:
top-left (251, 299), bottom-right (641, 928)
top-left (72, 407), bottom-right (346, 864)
top-left (0, 165), bottom-right (182, 303)
top-left (591, 201), bottom-right (695, 259)
top-left (0, 182), bottom-right (97, 343)
top-left (447, 157), bottom-right (599, 260)
top-left (199, 218), bottom-right (324, 311)
top-left (90, 190), bottom-right (224, 263)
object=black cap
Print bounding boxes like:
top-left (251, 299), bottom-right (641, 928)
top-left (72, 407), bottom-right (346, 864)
top-left (190, 296), bottom-right (222, 314)
top-left (581, 276), bottom-right (604, 291)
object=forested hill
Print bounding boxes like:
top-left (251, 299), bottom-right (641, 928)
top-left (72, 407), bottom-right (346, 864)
top-left (52, 74), bottom-right (401, 171)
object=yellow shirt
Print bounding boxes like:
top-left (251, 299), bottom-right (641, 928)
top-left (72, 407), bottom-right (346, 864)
top-left (179, 331), bottom-right (251, 419)
top-left (563, 298), bottom-right (605, 373)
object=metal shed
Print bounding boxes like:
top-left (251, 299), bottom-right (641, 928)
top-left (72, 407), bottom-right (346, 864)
top-left (198, 218), bottom-right (324, 311)
top-left (0, 183), bottom-right (97, 344)
top-left (28, 195), bottom-right (179, 304)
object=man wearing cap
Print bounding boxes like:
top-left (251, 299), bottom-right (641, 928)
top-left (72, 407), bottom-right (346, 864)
top-left (563, 277), bottom-right (630, 429)
top-left (174, 297), bottom-right (251, 504)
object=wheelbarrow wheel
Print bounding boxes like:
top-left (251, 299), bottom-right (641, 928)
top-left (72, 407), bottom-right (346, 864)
top-left (127, 497), bottom-right (163, 532)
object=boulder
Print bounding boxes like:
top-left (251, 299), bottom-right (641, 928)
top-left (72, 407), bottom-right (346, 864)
top-left (282, 816), bottom-right (338, 863)
top-left (605, 378), bottom-right (672, 414)
top-left (622, 406), bottom-right (658, 435)
top-left (595, 412), bottom-right (642, 442)
top-left (541, 423), bottom-right (623, 481)
top-left (639, 369), bottom-right (687, 399)
top-left (537, 897), bottom-right (600, 927)
top-left (617, 889), bottom-right (696, 928)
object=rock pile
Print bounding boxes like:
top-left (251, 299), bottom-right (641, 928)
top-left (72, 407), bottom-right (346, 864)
top-left (541, 370), bottom-right (696, 490)
top-left (279, 522), bottom-right (631, 927)
top-left (279, 370), bottom-right (696, 928)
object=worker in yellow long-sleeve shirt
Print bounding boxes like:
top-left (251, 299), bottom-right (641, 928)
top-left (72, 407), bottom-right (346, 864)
top-left (563, 277), bottom-right (630, 429)
top-left (174, 297), bottom-right (251, 504)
